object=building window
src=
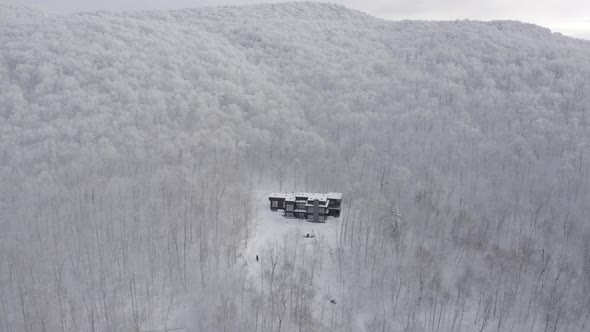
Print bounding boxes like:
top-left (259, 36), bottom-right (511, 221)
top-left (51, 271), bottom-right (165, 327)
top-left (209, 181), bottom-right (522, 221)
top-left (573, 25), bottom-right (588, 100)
top-left (319, 208), bottom-right (324, 214)
top-left (272, 201), bottom-right (278, 208)
top-left (308, 206), bottom-right (313, 213)
top-left (286, 204), bottom-right (294, 211)
top-left (286, 212), bottom-right (294, 218)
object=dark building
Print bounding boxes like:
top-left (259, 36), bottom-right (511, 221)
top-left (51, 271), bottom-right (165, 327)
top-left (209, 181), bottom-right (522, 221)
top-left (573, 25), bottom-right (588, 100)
top-left (268, 192), bottom-right (342, 222)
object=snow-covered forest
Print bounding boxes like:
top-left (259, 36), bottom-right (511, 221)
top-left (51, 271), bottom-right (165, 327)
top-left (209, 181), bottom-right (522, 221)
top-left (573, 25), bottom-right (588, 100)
top-left (1, 2), bottom-right (589, 331)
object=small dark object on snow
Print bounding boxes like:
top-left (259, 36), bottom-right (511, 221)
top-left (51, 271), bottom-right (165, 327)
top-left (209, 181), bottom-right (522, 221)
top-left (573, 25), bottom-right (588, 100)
top-left (330, 299), bottom-right (336, 304)
top-left (306, 233), bottom-right (310, 238)
top-left (256, 255), bottom-right (259, 262)
top-left (304, 233), bottom-right (315, 238)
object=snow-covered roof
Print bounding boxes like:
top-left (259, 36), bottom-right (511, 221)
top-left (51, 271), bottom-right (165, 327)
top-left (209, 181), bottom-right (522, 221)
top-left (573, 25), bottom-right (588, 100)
top-left (327, 192), bottom-right (342, 200)
top-left (306, 193), bottom-right (328, 201)
top-left (270, 192), bottom-right (340, 202)
top-left (269, 193), bottom-right (290, 199)
top-left (293, 192), bottom-right (313, 198)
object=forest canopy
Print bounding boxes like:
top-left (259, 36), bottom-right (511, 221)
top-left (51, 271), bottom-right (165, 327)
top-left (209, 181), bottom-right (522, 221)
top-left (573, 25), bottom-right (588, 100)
top-left (1, 2), bottom-right (589, 331)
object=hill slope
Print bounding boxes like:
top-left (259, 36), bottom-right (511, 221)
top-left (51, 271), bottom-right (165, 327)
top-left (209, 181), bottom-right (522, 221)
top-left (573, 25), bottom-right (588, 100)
top-left (1, 3), bottom-right (589, 331)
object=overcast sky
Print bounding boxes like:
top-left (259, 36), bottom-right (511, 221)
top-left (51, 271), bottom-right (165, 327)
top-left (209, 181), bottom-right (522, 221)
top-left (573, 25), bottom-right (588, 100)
top-left (7, 0), bottom-right (590, 39)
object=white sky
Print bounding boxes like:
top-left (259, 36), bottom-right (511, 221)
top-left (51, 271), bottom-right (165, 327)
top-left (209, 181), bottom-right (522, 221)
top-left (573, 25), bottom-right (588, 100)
top-left (6, 0), bottom-right (590, 39)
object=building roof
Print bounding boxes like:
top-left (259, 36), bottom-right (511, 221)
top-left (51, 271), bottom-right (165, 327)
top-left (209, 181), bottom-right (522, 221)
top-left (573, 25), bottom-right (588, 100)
top-left (270, 192), bottom-right (341, 203)
top-left (293, 192), bottom-right (314, 198)
top-left (269, 193), bottom-right (290, 199)
top-left (327, 192), bottom-right (342, 200)
top-left (307, 193), bottom-right (327, 201)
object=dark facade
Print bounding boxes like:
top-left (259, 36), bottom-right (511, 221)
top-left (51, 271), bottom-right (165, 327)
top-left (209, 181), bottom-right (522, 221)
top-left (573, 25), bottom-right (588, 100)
top-left (268, 192), bottom-right (342, 222)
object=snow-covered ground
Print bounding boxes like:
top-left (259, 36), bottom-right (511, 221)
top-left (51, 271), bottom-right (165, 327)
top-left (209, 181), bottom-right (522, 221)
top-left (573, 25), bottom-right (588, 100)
top-left (163, 189), bottom-right (343, 331)
top-left (243, 190), bottom-right (344, 329)
top-left (244, 189), bottom-right (340, 284)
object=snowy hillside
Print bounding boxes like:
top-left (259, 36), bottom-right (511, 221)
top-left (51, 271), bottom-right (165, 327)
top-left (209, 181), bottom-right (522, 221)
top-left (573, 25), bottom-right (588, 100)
top-left (1, 2), bottom-right (590, 331)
